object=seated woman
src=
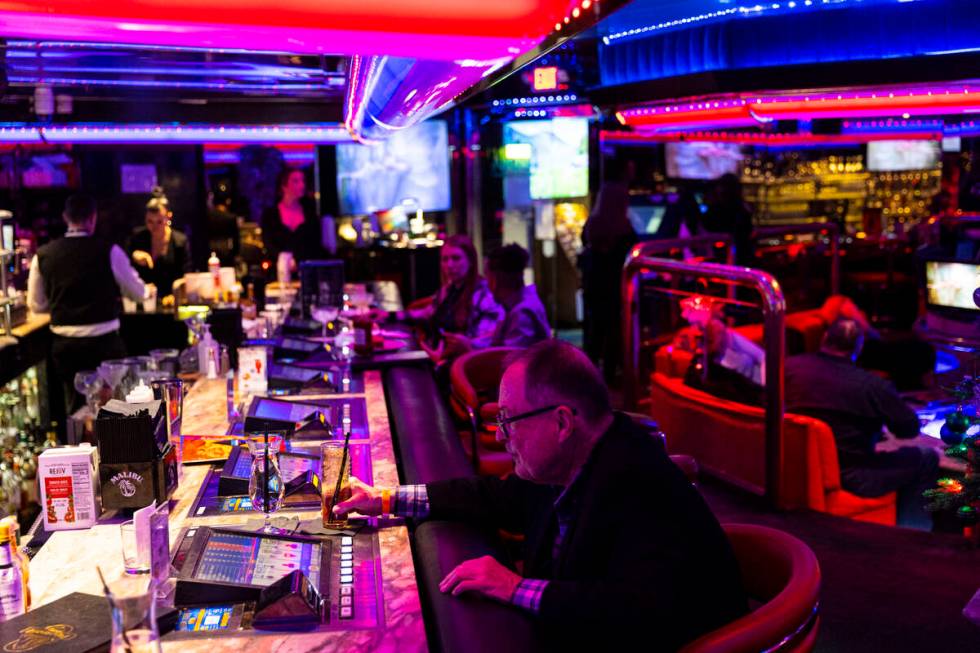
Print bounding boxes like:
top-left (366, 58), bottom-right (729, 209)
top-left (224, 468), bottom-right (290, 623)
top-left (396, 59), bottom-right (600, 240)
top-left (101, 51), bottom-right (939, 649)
top-left (441, 244), bottom-right (550, 356)
top-left (128, 192), bottom-right (191, 299)
top-left (390, 234), bottom-right (502, 364)
top-left (674, 318), bottom-right (766, 406)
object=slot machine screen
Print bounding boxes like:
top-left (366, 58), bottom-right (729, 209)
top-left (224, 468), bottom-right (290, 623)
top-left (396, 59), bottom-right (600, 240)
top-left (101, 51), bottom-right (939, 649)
top-left (252, 398), bottom-right (325, 423)
top-left (192, 531), bottom-right (322, 588)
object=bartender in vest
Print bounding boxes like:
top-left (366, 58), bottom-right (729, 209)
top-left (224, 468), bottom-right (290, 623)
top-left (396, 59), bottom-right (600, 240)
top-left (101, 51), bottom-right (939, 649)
top-left (27, 194), bottom-right (155, 415)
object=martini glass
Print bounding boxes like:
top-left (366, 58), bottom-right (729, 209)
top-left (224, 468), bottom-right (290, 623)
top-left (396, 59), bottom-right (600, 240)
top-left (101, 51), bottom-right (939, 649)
top-left (98, 360), bottom-right (129, 401)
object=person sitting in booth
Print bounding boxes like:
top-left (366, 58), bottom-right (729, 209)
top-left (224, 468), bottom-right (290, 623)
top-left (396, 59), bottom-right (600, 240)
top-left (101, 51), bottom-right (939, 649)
top-left (333, 340), bottom-right (748, 650)
top-left (675, 318), bottom-right (766, 407)
top-left (785, 318), bottom-right (939, 530)
top-left (818, 294), bottom-right (935, 391)
top-left (128, 190), bottom-right (191, 300)
top-left (440, 243), bottom-right (550, 357)
top-left (386, 234), bottom-right (502, 362)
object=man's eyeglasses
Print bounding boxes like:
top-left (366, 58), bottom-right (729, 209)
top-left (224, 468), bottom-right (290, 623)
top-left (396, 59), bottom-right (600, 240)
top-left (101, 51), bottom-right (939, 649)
top-left (493, 404), bottom-right (576, 440)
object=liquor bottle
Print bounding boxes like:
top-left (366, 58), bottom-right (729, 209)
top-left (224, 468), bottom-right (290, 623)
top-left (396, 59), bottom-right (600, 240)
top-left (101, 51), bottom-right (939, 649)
top-left (241, 283), bottom-right (257, 320)
top-left (0, 521), bottom-right (24, 622)
top-left (0, 517), bottom-right (28, 611)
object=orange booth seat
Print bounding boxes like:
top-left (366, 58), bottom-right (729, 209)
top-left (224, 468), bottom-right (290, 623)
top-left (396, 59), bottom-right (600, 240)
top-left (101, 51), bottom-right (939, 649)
top-left (649, 372), bottom-right (897, 525)
top-left (680, 523), bottom-right (821, 653)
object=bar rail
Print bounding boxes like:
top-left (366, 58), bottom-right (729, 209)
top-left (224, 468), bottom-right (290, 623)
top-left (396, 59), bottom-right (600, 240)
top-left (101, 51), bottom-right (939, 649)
top-left (622, 252), bottom-right (786, 505)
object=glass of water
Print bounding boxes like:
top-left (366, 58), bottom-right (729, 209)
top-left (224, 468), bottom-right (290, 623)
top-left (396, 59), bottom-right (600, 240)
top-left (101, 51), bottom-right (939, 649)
top-left (107, 575), bottom-right (161, 653)
top-left (248, 436), bottom-right (285, 533)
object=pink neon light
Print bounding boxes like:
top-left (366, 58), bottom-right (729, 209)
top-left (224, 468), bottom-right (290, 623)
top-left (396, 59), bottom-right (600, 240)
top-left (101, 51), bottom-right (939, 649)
top-left (599, 130), bottom-right (942, 146)
top-left (620, 84), bottom-right (980, 130)
top-left (0, 11), bottom-right (537, 60)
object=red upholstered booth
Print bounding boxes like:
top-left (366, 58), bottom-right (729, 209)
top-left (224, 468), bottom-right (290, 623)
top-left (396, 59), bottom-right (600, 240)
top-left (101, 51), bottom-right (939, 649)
top-left (680, 523), bottom-right (821, 653)
top-left (649, 372), bottom-right (896, 525)
top-left (449, 347), bottom-right (521, 477)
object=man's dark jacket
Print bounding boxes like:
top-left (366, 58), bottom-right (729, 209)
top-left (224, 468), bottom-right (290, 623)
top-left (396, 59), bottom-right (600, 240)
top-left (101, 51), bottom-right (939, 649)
top-left (426, 412), bottom-right (747, 651)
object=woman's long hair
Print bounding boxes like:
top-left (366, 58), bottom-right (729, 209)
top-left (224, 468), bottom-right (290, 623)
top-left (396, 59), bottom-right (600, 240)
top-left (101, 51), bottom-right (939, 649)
top-left (275, 167), bottom-right (303, 203)
top-left (440, 234), bottom-right (481, 331)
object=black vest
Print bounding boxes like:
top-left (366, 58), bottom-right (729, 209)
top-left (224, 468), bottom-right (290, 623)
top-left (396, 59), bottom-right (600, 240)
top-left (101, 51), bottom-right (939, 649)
top-left (37, 236), bottom-right (120, 326)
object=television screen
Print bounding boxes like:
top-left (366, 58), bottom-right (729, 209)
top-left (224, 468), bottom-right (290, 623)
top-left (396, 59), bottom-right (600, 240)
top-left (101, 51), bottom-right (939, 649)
top-left (925, 261), bottom-right (980, 311)
top-left (503, 118), bottom-right (589, 199)
top-left (665, 142), bottom-right (743, 180)
top-left (866, 140), bottom-right (941, 171)
top-left (336, 120), bottom-right (450, 215)
top-left (628, 206), bottom-right (666, 235)
top-left (194, 531), bottom-right (321, 587)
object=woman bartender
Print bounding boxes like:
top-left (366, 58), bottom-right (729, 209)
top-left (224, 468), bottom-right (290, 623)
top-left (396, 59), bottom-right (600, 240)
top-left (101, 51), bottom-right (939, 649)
top-left (128, 193), bottom-right (191, 298)
top-left (260, 167), bottom-right (324, 264)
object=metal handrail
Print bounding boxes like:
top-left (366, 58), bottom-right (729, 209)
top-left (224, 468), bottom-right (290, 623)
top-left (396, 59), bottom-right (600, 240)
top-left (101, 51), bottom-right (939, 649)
top-left (752, 222), bottom-right (840, 296)
top-left (622, 253), bottom-right (786, 505)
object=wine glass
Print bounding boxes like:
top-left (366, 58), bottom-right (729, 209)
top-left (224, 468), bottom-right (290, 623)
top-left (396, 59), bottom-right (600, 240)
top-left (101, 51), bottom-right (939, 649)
top-left (248, 435), bottom-right (285, 533)
top-left (311, 304), bottom-right (341, 339)
top-left (73, 370), bottom-right (101, 414)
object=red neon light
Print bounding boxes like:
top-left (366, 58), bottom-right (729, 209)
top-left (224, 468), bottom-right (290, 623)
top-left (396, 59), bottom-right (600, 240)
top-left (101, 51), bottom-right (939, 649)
top-left (533, 67), bottom-right (559, 91)
top-left (621, 88), bottom-right (980, 130)
top-left (0, 1), bottom-right (575, 57)
top-left (600, 130), bottom-right (943, 146)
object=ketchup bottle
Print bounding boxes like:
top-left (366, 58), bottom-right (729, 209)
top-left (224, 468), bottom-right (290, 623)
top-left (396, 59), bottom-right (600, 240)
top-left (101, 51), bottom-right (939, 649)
top-left (353, 316), bottom-right (375, 356)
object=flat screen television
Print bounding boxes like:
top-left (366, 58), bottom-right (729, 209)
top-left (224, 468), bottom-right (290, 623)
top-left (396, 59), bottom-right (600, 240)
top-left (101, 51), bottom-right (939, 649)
top-left (866, 140), bottom-right (940, 171)
top-left (503, 118), bottom-right (589, 200)
top-left (336, 120), bottom-right (450, 215)
top-left (665, 142), bottom-right (743, 180)
top-left (628, 205), bottom-right (666, 235)
top-left (925, 261), bottom-right (980, 311)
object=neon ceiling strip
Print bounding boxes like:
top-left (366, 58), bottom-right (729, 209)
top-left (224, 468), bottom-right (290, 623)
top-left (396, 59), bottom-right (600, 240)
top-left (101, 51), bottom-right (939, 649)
top-left (0, 1), bottom-right (580, 59)
top-left (599, 130), bottom-right (942, 146)
top-left (0, 123), bottom-right (352, 144)
top-left (618, 84), bottom-right (980, 130)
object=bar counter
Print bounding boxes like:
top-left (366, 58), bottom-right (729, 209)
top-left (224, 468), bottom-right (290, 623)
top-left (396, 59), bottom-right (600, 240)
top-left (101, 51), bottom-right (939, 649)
top-left (27, 372), bottom-right (427, 652)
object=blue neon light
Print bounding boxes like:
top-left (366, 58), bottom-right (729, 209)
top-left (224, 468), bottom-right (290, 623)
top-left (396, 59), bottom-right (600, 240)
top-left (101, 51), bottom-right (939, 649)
top-left (599, 0), bottom-right (980, 87)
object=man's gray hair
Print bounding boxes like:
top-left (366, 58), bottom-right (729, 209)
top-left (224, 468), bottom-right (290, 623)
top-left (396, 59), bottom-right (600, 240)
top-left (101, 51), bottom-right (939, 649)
top-left (505, 340), bottom-right (612, 424)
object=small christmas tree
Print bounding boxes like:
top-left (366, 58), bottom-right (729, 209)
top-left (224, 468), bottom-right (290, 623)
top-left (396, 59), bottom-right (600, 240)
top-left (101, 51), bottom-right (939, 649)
top-left (923, 371), bottom-right (980, 544)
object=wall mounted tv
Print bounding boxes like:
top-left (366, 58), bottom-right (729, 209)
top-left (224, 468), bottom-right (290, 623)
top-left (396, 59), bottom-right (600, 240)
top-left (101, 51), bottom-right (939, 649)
top-left (336, 120), bottom-right (450, 215)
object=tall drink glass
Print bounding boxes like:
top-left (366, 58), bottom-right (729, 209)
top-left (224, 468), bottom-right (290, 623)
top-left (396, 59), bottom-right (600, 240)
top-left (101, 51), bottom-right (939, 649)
top-left (320, 442), bottom-right (351, 528)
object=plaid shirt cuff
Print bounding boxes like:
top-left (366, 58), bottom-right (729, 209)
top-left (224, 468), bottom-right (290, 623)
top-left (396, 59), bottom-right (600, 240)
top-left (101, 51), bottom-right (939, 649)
top-left (511, 578), bottom-right (548, 614)
top-left (392, 484), bottom-right (430, 520)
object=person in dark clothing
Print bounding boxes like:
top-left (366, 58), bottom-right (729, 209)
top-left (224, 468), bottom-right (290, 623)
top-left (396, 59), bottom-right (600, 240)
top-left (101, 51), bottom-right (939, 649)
top-left (28, 194), bottom-right (151, 417)
top-left (702, 173), bottom-right (754, 266)
top-left (785, 318), bottom-right (939, 530)
top-left (335, 340), bottom-right (747, 651)
top-left (260, 167), bottom-right (324, 264)
top-left (581, 158), bottom-right (638, 382)
top-left (655, 187), bottom-right (704, 240)
top-left (128, 193), bottom-right (192, 297)
top-left (676, 319), bottom-right (766, 407)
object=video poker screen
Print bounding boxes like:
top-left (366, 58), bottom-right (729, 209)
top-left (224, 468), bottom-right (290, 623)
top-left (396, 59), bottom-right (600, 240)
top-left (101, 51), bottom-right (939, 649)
top-left (193, 531), bottom-right (322, 588)
top-left (252, 398), bottom-right (326, 424)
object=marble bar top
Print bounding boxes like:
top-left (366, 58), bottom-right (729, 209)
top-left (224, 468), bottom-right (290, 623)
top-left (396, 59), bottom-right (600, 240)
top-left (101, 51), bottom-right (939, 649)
top-left (28, 371), bottom-right (427, 652)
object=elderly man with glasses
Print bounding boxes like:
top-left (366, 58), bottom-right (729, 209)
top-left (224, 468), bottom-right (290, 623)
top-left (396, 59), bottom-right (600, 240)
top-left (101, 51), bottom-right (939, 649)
top-left (334, 339), bottom-right (746, 650)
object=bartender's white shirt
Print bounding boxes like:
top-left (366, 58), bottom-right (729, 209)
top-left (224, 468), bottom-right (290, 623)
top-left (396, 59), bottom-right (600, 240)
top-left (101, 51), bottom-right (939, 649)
top-left (27, 230), bottom-right (149, 337)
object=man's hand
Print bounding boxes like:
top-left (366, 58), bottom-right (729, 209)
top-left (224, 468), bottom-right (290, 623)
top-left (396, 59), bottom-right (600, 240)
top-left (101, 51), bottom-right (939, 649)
top-left (332, 477), bottom-right (383, 518)
top-left (132, 250), bottom-right (154, 268)
top-left (439, 555), bottom-right (522, 604)
top-left (441, 332), bottom-right (473, 358)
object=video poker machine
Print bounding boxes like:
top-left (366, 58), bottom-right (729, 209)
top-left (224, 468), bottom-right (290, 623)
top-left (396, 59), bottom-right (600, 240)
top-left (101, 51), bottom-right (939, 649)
top-left (170, 525), bottom-right (383, 634)
top-left (241, 396), bottom-right (369, 440)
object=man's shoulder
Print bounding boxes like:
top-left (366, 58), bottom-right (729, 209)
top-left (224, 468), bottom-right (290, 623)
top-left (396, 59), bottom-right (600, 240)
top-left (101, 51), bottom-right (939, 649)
top-left (593, 413), bottom-right (671, 475)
